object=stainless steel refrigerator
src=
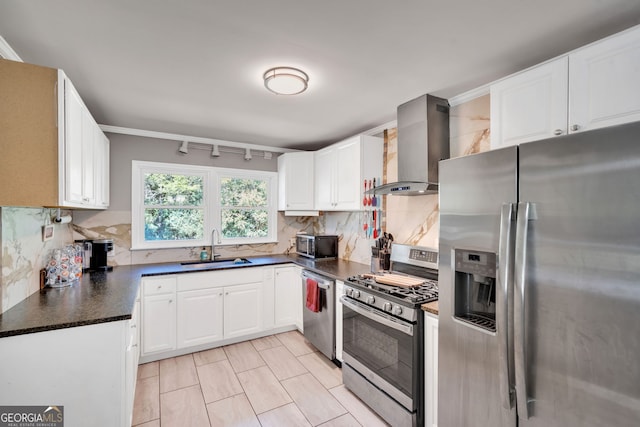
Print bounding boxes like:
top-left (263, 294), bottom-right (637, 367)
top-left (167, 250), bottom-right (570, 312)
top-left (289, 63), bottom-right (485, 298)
top-left (438, 121), bottom-right (640, 427)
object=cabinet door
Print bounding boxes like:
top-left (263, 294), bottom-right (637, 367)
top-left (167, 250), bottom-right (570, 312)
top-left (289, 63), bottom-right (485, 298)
top-left (569, 26), bottom-right (640, 133)
top-left (490, 57), bottom-right (568, 149)
top-left (81, 109), bottom-right (96, 205)
top-left (425, 313), bottom-right (439, 427)
top-left (314, 147), bottom-right (335, 210)
top-left (280, 152), bottom-right (315, 210)
top-left (274, 266), bottom-right (302, 328)
top-left (95, 131), bottom-right (110, 208)
top-left (64, 78), bottom-right (85, 204)
top-left (142, 294), bottom-right (176, 354)
top-left (334, 137), bottom-right (362, 210)
top-left (177, 288), bottom-right (223, 348)
top-left (224, 283), bottom-right (263, 338)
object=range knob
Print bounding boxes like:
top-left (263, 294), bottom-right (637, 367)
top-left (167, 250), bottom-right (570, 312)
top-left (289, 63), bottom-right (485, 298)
top-left (346, 288), bottom-right (353, 297)
top-left (383, 302), bottom-right (393, 312)
top-left (366, 295), bottom-right (376, 304)
top-left (353, 290), bottom-right (361, 298)
top-left (393, 306), bottom-right (403, 316)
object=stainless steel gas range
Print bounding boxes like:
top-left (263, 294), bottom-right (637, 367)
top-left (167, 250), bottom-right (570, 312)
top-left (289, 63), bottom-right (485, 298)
top-left (341, 244), bottom-right (438, 427)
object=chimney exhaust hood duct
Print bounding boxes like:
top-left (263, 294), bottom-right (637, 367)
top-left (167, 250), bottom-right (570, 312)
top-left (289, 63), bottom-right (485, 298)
top-left (374, 94), bottom-right (450, 196)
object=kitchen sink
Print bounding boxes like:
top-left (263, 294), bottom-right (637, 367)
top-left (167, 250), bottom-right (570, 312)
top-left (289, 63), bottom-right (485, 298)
top-left (180, 258), bottom-right (252, 268)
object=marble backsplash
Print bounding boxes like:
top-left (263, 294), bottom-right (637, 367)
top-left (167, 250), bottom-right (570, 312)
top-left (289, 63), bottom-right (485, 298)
top-left (1, 207), bottom-right (74, 313)
top-left (72, 210), bottom-right (320, 266)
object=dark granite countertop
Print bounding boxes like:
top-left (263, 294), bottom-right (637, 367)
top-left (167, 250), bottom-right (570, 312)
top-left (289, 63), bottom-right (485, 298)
top-left (0, 254), bottom-right (370, 338)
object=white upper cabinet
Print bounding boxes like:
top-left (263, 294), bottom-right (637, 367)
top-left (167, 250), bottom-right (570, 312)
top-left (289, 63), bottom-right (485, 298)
top-left (277, 151), bottom-right (317, 214)
top-left (491, 25), bottom-right (640, 149)
top-left (96, 132), bottom-right (110, 207)
top-left (569, 26), bottom-right (640, 132)
top-left (61, 71), bottom-right (108, 208)
top-left (315, 135), bottom-right (383, 211)
top-left (490, 57), bottom-right (568, 148)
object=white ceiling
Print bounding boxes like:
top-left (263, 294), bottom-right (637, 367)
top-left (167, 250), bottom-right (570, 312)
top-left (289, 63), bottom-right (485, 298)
top-left (1, 1), bottom-right (639, 150)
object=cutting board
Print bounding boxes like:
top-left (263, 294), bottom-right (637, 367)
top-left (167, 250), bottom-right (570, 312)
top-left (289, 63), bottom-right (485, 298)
top-left (362, 273), bottom-right (425, 288)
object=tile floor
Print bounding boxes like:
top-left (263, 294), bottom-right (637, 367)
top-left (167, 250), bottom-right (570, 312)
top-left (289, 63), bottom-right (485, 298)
top-left (132, 330), bottom-right (389, 426)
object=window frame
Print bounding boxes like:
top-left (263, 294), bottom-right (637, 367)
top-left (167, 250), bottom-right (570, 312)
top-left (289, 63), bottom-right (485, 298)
top-left (213, 168), bottom-right (278, 246)
top-left (131, 160), bottom-right (278, 250)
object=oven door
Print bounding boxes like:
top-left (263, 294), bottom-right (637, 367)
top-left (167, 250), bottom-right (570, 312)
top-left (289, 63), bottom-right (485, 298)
top-left (341, 295), bottom-right (421, 411)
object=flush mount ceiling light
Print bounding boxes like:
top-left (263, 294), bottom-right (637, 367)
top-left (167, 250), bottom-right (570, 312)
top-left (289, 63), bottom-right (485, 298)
top-left (178, 140), bottom-right (189, 154)
top-left (263, 67), bottom-right (309, 95)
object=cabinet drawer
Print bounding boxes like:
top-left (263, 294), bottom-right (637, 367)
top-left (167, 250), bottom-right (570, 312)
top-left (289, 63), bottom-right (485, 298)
top-left (143, 276), bottom-right (176, 296)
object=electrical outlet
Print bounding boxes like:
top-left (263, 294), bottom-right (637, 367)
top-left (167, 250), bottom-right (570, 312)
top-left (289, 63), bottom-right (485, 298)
top-left (290, 237), bottom-right (296, 247)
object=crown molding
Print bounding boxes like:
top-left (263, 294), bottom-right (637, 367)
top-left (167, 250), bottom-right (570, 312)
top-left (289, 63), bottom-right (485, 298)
top-left (449, 85), bottom-right (490, 107)
top-left (0, 36), bottom-right (22, 61)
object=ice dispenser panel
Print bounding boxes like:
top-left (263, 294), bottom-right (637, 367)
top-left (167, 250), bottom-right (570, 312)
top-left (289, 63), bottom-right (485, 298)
top-left (453, 249), bottom-right (496, 332)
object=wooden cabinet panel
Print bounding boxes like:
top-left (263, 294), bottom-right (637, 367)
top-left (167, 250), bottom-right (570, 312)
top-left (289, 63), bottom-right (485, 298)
top-left (0, 59), bottom-right (109, 208)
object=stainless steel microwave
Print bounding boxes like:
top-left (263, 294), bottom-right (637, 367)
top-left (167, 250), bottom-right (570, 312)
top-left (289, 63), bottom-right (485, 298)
top-left (295, 234), bottom-right (339, 259)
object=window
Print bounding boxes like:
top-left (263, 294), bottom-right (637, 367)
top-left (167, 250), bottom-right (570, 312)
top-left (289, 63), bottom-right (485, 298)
top-left (132, 161), bottom-right (277, 249)
top-left (218, 173), bottom-right (272, 244)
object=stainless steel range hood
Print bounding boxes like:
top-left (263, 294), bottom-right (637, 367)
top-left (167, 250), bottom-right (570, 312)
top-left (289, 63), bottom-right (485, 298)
top-left (374, 94), bottom-right (450, 196)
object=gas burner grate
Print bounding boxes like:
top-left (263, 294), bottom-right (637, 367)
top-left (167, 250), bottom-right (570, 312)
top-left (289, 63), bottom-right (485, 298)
top-left (347, 275), bottom-right (439, 304)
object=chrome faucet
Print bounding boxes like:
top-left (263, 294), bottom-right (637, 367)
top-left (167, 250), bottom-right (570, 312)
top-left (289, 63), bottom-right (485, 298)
top-left (210, 228), bottom-right (221, 261)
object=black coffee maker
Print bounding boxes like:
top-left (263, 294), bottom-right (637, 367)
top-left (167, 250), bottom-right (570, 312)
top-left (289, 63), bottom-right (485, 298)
top-left (90, 239), bottom-right (113, 271)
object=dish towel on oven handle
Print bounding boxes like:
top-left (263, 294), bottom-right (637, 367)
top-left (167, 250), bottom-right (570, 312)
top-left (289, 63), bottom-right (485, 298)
top-left (305, 277), bottom-right (321, 313)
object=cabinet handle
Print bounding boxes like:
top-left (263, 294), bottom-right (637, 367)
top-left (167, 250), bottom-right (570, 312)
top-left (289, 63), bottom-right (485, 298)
top-left (571, 124), bottom-right (580, 132)
top-left (168, 299), bottom-right (173, 303)
top-left (157, 286), bottom-right (162, 289)
top-left (553, 129), bottom-right (563, 136)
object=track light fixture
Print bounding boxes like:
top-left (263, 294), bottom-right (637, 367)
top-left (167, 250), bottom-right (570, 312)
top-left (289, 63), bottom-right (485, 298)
top-left (211, 145), bottom-right (220, 157)
top-left (264, 151), bottom-right (272, 160)
top-left (244, 148), bottom-right (252, 161)
top-left (178, 140), bottom-right (189, 154)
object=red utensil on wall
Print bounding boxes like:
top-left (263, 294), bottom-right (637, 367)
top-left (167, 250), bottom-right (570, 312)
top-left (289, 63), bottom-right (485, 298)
top-left (363, 180), bottom-right (368, 206)
top-left (373, 210), bottom-right (378, 238)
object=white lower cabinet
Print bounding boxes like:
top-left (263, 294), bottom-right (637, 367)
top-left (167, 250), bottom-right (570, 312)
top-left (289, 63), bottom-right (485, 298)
top-left (141, 267), bottom-right (279, 361)
top-left (224, 282), bottom-right (264, 338)
top-left (0, 320), bottom-right (134, 426)
top-left (125, 290), bottom-right (141, 425)
top-left (425, 311), bottom-right (439, 427)
top-left (141, 276), bottom-right (177, 355)
top-left (274, 264), bottom-right (303, 331)
top-left (177, 288), bottom-right (223, 348)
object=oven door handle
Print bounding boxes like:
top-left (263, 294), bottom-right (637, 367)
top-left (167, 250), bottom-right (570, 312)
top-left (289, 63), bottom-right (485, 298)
top-left (340, 296), bottom-right (413, 336)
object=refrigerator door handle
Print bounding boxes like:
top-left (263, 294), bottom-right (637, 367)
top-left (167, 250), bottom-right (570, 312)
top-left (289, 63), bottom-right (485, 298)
top-left (514, 201), bottom-right (533, 419)
top-left (498, 203), bottom-right (516, 410)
